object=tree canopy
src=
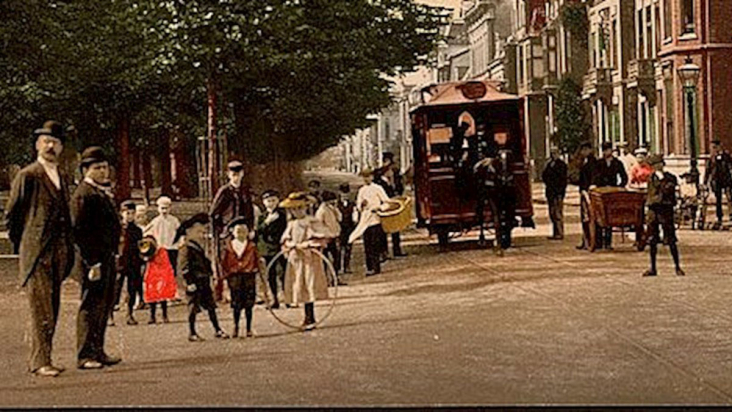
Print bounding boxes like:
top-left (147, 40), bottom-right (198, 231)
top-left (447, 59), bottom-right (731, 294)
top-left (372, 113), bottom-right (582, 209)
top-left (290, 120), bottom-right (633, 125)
top-left (0, 0), bottom-right (447, 175)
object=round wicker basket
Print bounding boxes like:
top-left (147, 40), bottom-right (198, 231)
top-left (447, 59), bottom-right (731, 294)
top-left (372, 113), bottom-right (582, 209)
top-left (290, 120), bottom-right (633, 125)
top-left (377, 196), bottom-right (413, 233)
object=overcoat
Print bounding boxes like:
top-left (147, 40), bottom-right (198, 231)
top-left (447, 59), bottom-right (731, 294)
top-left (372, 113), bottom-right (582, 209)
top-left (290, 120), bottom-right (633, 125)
top-left (210, 183), bottom-right (255, 235)
top-left (6, 162), bottom-right (74, 286)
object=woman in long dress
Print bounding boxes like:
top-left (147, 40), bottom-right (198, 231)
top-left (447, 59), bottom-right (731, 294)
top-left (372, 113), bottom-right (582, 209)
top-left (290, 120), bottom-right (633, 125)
top-left (279, 192), bottom-right (330, 330)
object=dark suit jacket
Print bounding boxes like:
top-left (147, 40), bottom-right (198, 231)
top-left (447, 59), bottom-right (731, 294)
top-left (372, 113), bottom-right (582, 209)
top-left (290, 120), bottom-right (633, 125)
top-left (178, 240), bottom-right (213, 284)
top-left (704, 151), bottom-right (732, 189)
top-left (647, 172), bottom-right (678, 209)
top-left (5, 161), bottom-right (74, 286)
top-left (209, 183), bottom-right (255, 235)
top-left (542, 158), bottom-right (568, 198)
top-left (578, 156), bottom-right (596, 191)
top-left (70, 181), bottom-right (121, 268)
top-left (593, 157), bottom-right (628, 188)
top-left (256, 208), bottom-right (288, 257)
top-left (118, 222), bottom-right (143, 276)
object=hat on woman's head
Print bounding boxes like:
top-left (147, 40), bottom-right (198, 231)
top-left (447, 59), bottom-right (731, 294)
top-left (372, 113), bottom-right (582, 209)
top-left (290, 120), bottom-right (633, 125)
top-left (279, 192), bottom-right (317, 209)
top-left (138, 236), bottom-right (158, 259)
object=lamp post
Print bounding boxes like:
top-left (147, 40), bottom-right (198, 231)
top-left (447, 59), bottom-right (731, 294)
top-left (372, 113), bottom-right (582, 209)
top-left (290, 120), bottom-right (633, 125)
top-left (677, 55), bottom-right (701, 187)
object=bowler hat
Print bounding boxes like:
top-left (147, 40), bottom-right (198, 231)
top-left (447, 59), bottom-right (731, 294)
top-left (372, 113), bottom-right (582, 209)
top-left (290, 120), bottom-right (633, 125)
top-left (339, 183), bottom-right (350, 193)
top-left (79, 146), bottom-right (108, 168)
top-left (321, 190), bottom-right (337, 202)
top-left (601, 142), bottom-right (613, 151)
top-left (226, 216), bottom-right (251, 232)
top-left (227, 160), bottom-right (244, 172)
top-left (33, 120), bottom-right (66, 143)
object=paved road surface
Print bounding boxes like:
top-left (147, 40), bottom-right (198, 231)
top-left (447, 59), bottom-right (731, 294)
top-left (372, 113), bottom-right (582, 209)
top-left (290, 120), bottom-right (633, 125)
top-left (1, 203), bottom-right (732, 406)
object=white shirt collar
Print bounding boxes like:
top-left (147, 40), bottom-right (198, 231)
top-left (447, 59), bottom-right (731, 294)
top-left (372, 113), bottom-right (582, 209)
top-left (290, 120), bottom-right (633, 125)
top-left (84, 177), bottom-right (113, 196)
top-left (232, 238), bottom-right (247, 257)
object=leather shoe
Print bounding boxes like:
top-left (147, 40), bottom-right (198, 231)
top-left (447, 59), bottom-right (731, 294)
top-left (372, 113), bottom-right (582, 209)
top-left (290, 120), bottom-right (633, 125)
top-left (642, 270), bottom-right (657, 277)
top-left (676, 268), bottom-right (686, 276)
top-left (215, 330), bottom-right (230, 339)
top-left (98, 354), bottom-right (122, 366)
top-left (188, 334), bottom-right (204, 342)
top-left (33, 366), bottom-right (62, 377)
top-left (78, 360), bottom-right (104, 370)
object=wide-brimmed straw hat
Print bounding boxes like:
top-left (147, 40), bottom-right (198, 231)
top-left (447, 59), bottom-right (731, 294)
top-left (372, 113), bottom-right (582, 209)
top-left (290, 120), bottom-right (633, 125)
top-left (279, 192), bottom-right (317, 209)
top-left (138, 236), bottom-right (158, 259)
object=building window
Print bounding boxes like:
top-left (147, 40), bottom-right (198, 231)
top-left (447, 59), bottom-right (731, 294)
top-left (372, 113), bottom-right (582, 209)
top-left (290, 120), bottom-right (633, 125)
top-left (612, 20), bottom-right (618, 68)
top-left (663, 0), bottom-right (672, 40)
top-left (637, 10), bottom-right (644, 59)
top-left (664, 68), bottom-right (675, 154)
top-left (682, 0), bottom-right (695, 34)
top-left (646, 6), bottom-right (653, 58)
top-left (654, 4), bottom-right (661, 55)
top-left (518, 46), bottom-right (525, 86)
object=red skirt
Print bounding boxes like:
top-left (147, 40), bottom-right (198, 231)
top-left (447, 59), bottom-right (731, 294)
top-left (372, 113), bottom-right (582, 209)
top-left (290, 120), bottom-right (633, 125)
top-left (144, 249), bottom-right (178, 303)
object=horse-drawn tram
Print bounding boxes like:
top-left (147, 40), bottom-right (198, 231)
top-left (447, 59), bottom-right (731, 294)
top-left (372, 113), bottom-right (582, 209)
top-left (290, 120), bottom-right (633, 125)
top-left (410, 80), bottom-right (534, 248)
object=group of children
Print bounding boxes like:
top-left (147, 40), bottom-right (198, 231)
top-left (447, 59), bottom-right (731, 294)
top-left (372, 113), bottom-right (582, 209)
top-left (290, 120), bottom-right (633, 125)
top-left (113, 186), bottom-right (350, 342)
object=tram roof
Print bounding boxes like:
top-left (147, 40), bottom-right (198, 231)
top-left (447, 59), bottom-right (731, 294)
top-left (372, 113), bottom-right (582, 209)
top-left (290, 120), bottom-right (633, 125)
top-left (410, 80), bottom-right (519, 113)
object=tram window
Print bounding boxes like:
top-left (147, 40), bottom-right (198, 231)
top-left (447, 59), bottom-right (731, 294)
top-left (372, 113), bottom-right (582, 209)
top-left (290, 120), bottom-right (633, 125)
top-left (427, 127), bottom-right (453, 164)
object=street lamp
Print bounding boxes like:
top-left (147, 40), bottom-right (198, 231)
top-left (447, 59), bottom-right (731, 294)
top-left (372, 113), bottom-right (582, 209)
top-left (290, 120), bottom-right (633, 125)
top-left (677, 55), bottom-right (701, 186)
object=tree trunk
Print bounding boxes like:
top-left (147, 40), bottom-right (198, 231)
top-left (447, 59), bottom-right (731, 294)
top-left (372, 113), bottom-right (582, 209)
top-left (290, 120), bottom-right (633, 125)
top-left (132, 145), bottom-right (142, 189)
top-left (207, 77), bottom-right (220, 199)
top-left (142, 151), bottom-right (153, 205)
top-left (116, 115), bottom-right (132, 202)
top-left (172, 133), bottom-right (198, 199)
top-left (160, 128), bottom-right (173, 199)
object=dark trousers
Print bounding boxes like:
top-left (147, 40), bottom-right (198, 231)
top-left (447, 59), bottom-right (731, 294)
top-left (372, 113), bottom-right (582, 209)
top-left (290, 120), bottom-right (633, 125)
top-left (476, 188), bottom-right (502, 245)
top-left (363, 225), bottom-right (384, 273)
top-left (339, 236), bottom-right (353, 273)
top-left (324, 239), bottom-right (340, 276)
top-left (714, 186), bottom-right (732, 221)
top-left (547, 195), bottom-right (565, 238)
top-left (391, 232), bottom-right (403, 255)
top-left (167, 249), bottom-right (178, 277)
top-left (77, 256), bottom-right (116, 364)
top-left (26, 238), bottom-right (69, 372)
top-left (264, 255), bottom-right (285, 304)
top-left (114, 268), bottom-right (142, 315)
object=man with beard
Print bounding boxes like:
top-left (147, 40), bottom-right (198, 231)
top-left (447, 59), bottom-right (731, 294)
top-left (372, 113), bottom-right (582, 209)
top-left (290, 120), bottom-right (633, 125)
top-left (71, 147), bottom-right (122, 370)
top-left (6, 121), bottom-right (74, 377)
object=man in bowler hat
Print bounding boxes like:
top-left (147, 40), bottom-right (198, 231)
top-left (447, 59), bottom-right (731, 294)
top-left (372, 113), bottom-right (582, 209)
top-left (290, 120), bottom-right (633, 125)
top-left (71, 147), bottom-right (122, 369)
top-left (5, 121), bottom-right (75, 377)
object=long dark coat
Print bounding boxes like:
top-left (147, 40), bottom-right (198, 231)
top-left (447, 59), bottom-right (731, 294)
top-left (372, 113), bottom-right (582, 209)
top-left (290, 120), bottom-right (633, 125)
top-left (542, 158), bottom-right (568, 199)
top-left (705, 151), bottom-right (732, 190)
top-left (5, 162), bottom-right (74, 286)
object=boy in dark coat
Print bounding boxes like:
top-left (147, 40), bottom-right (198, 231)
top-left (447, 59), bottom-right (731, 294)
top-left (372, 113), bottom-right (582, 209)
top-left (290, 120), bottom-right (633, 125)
top-left (113, 200), bottom-right (144, 326)
top-left (177, 213), bottom-right (229, 342)
top-left (542, 147), bottom-right (568, 240)
top-left (643, 155), bottom-right (685, 277)
top-left (71, 147), bottom-right (122, 370)
top-left (257, 190), bottom-right (288, 308)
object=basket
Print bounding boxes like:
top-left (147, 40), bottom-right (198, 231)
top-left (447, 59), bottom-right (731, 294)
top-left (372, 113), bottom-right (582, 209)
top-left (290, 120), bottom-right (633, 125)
top-left (378, 196), bottom-right (413, 234)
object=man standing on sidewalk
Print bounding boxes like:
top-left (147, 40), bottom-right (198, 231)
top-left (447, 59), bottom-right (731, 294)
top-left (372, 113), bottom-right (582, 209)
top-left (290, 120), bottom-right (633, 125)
top-left (704, 139), bottom-right (732, 229)
top-left (6, 121), bottom-right (74, 377)
top-left (542, 147), bottom-right (568, 240)
top-left (71, 147), bottom-right (122, 370)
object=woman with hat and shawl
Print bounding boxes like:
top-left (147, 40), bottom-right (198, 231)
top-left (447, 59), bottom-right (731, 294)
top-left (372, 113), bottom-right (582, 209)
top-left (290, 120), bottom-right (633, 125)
top-left (280, 192), bottom-right (330, 330)
top-left (176, 213), bottom-right (229, 341)
top-left (139, 236), bottom-right (177, 324)
top-left (220, 217), bottom-right (260, 338)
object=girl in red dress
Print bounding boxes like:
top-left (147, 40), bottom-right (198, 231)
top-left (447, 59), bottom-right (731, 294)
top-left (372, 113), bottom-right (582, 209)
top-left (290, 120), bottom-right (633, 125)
top-left (139, 236), bottom-right (177, 324)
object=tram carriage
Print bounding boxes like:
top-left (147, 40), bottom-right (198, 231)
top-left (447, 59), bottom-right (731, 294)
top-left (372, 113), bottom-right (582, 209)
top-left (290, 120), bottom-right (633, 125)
top-left (410, 80), bottom-right (535, 247)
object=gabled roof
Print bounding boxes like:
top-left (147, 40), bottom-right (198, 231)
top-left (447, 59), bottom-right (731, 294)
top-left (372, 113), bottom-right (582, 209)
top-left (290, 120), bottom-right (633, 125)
top-left (411, 80), bottom-right (519, 112)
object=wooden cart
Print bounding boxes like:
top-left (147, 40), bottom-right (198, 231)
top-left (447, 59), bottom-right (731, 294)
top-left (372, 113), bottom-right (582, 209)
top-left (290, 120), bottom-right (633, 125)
top-left (588, 187), bottom-right (646, 252)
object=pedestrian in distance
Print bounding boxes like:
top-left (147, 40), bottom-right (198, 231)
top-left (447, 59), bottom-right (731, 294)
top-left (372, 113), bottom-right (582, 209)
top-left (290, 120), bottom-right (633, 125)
top-left (113, 200), bottom-right (144, 326)
top-left (643, 155), bottom-right (685, 277)
top-left (592, 142), bottom-right (628, 250)
top-left (337, 183), bottom-right (357, 274)
top-left (629, 147), bottom-right (653, 189)
top-left (5, 120), bottom-right (75, 377)
top-left (542, 147), bottom-right (568, 240)
top-left (144, 196), bottom-right (181, 277)
top-left (257, 190), bottom-right (288, 309)
top-left (280, 192), bottom-right (331, 331)
top-left (71, 147), bottom-right (123, 370)
top-left (576, 142), bottom-right (597, 251)
top-left (350, 168), bottom-right (390, 276)
top-left (704, 139), bottom-right (732, 229)
top-left (139, 236), bottom-right (176, 324)
top-left (307, 179), bottom-right (323, 214)
top-left (377, 152), bottom-right (407, 258)
top-left (177, 213), bottom-right (229, 342)
top-left (220, 218), bottom-right (260, 338)
top-left (316, 190), bottom-right (347, 286)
